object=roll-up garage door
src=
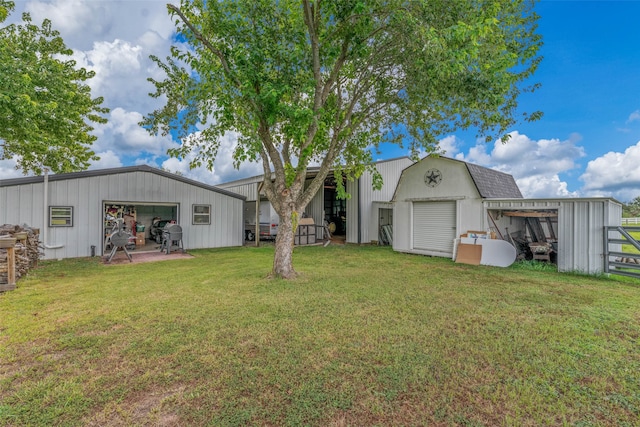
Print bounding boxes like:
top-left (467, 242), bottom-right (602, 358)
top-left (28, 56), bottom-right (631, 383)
top-left (412, 201), bottom-right (456, 254)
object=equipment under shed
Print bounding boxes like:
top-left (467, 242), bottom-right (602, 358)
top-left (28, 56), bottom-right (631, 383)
top-left (484, 198), bottom-right (623, 274)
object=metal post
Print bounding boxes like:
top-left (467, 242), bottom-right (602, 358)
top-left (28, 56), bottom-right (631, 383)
top-left (603, 226), bottom-right (609, 274)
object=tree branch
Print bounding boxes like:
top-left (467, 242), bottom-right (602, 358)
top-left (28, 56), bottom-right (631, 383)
top-left (167, 4), bottom-right (242, 90)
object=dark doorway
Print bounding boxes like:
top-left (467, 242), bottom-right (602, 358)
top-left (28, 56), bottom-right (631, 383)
top-left (324, 175), bottom-right (347, 236)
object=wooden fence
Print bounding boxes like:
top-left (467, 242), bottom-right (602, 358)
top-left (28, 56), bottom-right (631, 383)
top-left (604, 226), bottom-right (640, 280)
top-left (622, 217), bottom-right (640, 225)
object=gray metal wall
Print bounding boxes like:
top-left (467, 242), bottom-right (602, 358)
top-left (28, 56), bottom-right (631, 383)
top-left (0, 170), bottom-right (245, 259)
top-left (217, 157), bottom-right (414, 244)
top-left (392, 158), bottom-right (485, 255)
top-left (346, 178), bottom-right (359, 243)
top-left (354, 157), bottom-right (414, 244)
top-left (304, 179), bottom-right (325, 239)
top-left (222, 182), bottom-right (260, 201)
top-left (484, 198), bottom-right (622, 274)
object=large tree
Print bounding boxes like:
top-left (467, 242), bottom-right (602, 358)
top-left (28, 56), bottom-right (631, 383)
top-left (0, 0), bottom-right (108, 175)
top-left (144, 0), bottom-right (542, 278)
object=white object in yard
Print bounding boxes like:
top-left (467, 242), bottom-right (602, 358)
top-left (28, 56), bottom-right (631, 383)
top-left (246, 201), bottom-right (279, 240)
top-left (459, 237), bottom-right (517, 267)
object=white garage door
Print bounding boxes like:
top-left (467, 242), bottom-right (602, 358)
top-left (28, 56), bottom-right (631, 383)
top-left (412, 201), bottom-right (456, 254)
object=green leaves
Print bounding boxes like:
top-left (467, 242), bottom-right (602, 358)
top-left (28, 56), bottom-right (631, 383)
top-left (0, 2), bottom-right (108, 174)
top-left (145, 0), bottom-right (542, 203)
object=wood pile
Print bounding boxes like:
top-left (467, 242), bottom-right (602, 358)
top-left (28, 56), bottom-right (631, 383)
top-left (0, 224), bottom-right (42, 286)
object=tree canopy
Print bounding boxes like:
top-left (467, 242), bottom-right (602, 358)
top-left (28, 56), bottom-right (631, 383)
top-left (623, 196), bottom-right (640, 218)
top-left (144, 0), bottom-right (542, 278)
top-left (0, 0), bottom-right (108, 175)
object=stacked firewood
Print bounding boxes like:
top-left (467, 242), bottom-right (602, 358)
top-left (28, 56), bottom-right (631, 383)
top-left (0, 224), bottom-right (43, 284)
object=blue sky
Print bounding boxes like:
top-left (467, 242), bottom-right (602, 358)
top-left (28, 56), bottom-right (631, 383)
top-left (2, 0), bottom-right (640, 202)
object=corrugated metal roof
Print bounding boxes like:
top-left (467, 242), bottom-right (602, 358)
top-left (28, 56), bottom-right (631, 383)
top-left (0, 165), bottom-right (245, 200)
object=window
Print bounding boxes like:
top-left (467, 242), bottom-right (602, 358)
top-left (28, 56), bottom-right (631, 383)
top-left (49, 206), bottom-right (73, 227)
top-left (192, 204), bottom-right (211, 225)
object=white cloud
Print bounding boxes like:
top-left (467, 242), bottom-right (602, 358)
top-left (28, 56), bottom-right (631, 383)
top-left (627, 110), bottom-right (640, 124)
top-left (161, 131), bottom-right (263, 185)
top-left (514, 175), bottom-right (579, 198)
top-left (459, 131), bottom-right (585, 198)
top-left (15, 0), bottom-right (181, 171)
top-left (70, 39), bottom-right (151, 111)
top-left (580, 141), bottom-right (640, 201)
top-left (25, 1), bottom-right (176, 51)
top-left (23, 0), bottom-right (176, 130)
top-left (89, 150), bottom-right (123, 170)
top-left (435, 135), bottom-right (461, 157)
top-left (463, 143), bottom-right (492, 166)
top-left (25, 0), bottom-right (96, 41)
top-left (92, 107), bottom-right (177, 156)
top-left (0, 158), bottom-right (23, 179)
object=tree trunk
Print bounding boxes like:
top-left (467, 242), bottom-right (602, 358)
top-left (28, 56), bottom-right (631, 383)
top-left (272, 206), bottom-right (297, 279)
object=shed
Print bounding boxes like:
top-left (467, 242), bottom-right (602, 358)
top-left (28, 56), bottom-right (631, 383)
top-left (484, 198), bottom-right (622, 274)
top-left (392, 155), bottom-right (622, 274)
top-left (392, 155), bottom-right (521, 257)
top-left (0, 165), bottom-right (246, 260)
top-left (218, 157), bottom-right (414, 244)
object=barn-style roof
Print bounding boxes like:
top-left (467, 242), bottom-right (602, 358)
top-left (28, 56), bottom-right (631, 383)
top-left (391, 155), bottom-right (523, 201)
top-left (464, 162), bottom-right (523, 198)
top-left (0, 165), bottom-right (245, 200)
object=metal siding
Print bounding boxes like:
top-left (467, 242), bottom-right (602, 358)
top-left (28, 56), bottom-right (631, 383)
top-left (574, 202), bottom-right (589, 272)
top-left (484, 198), bottom-right (621, 274)
top-left (392, 201), bottom-right (411, 251)
top-left (370, 201), bottom-right (394, 244)
top-left (412, 201), bottom-right (456, 254)
top-left (606, 200), bottom-right (622, 226)
top-left (346, 179), bottom-right (359, 243)
top-left (217, 175), bottom-right (266, 191)
top-left (556, 201), bottom-right (605, 274)
top-left (304, 182), bottom-right (324, 239)
top-left (224, 184), bottom-right (257, 200)
top-left (1, 170), bottom-right (244, 259)
top-left (591, 201), bottom-right (605, 273)
top-left (557, 203), bottom-right (572, 272)
top-left (359, 158), bottom-right (413, 243)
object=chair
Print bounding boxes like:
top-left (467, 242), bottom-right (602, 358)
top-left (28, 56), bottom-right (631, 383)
top-left (160, 224), bottom-right (184, 254)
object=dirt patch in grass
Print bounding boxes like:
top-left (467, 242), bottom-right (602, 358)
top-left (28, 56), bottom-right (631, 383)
top-left (85, 385), bottom-right (185, 426)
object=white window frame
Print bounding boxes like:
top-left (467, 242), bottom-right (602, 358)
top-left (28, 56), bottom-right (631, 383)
top-left (192, 204), bottom-right (211, 225)
top-left (49, 206), bottom-right (73, 227)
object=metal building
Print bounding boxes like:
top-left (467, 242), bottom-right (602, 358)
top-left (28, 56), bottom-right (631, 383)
top-left (484, 198), bottom-right (622, 274)
top-left (392, 155), bottom-right (622, 274)
top-left (217, 157), bottom-right (414, 244)
top-left (0, 165), bottom-right (245, 260)
top-left (392, 155), bottom-right (522, 257)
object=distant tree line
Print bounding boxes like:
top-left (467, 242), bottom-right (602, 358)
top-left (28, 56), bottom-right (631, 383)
top-left (622, 196), bottom-right (640, 217)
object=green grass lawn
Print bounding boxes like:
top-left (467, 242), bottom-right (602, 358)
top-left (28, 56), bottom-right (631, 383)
top-left (622, 231), bottom-right (640, 254)
top-left (1, 245), bottom-right (639, 426)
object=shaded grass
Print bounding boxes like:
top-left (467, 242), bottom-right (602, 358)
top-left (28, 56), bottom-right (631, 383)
top-left (1, 245), bottom-right (640, 426)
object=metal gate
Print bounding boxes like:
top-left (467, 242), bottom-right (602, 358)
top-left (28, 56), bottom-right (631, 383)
top-left (604, 226), bottom-right (640, 279)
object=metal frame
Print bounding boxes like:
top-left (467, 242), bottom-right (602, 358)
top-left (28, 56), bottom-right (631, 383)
top-left (604, 226), bottom-right (640, 279)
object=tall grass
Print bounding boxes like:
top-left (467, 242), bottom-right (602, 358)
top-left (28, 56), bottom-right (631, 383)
top-left (1, 245), bottom-right (639, 426)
